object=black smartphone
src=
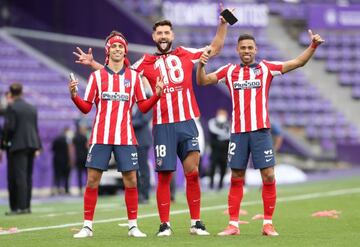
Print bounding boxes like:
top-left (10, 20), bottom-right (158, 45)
top-left (220, 9), bottom-right (238, 25)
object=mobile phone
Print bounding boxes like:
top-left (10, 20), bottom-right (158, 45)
top-left (69, 72), bottom-right (76, 81)
top-left (69, 72), bottom-right (78, 92)
top-left (220, 9), bottom-right (238, 25)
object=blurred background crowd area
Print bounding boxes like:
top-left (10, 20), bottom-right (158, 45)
top-left (0, 0), bottom-right (360, 196)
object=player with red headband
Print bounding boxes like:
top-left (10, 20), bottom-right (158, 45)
top-left (197, 30), bottom-right (324, 236)
top-left (70, 30), bottom-right (164, 239)
top-left (73, 5), bottom-right (232, 236)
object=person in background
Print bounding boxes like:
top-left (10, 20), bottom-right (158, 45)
top-left (132, 103), bottom-right (152, 204)
top-left (3, 83), bottom-right (42, 215)
top-left (208, 108), bottom-right (230, 190)
top-left (73, 125), bottom-right (89, 195)
top-left (51, 127), bottom-right (72, 195)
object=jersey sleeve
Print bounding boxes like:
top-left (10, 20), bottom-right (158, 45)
top-left (83, 72), bottom-right (98, 103)
top-left (214, 64), bottom-right (231, 84)
top-left (131, 55), bottom-right (146, 75)
top-left (134, 74), bottom-right (147, 102)
top-left (180, 46), bottom-right (206, 64)
top-left (263, 60), bottom-right (283, 77)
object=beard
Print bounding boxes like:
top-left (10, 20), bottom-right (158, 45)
top-left (156, 41), bottom-right (172, 54)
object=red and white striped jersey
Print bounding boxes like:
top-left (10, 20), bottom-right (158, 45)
top-left (132, 46), bottom-right (205, 125)
top-left (84, 66), bottom-right (147, 145)
top-left (215, 60), bottom-right (283, 133)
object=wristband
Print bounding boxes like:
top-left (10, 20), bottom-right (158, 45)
top-left (311, 42), bottom-right (318, 49)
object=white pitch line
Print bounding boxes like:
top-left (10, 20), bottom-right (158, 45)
top-left (1, 187), bottom-right (360, 236)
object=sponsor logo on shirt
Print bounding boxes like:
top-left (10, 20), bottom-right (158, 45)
top-left (233, 79), bottom-right (261, 90)
top-left (163, 85), bottom-right (183, 94)
top-left (102, 91), bottom-right (129, 101)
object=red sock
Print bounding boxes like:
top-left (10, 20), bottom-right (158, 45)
top-left (228, 177), bottom-right (244, 222)
top-left (125, 187), bottom-right (138, 220)
top-left (185, 171), bottom-right (201, 220)
top-left (156, 172), bottom-right (172, 223)
top-left (262, 180), bottom-right (276, 220)
top-left (84, 186), bottom-right (98, 221)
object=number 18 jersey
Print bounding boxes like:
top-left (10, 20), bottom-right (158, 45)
top-left (132, 46), bottom-right (204, 125)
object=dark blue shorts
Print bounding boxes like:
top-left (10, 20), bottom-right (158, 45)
top-left (227, 128), bottom-right (275, 170)
top-left (153, 119), bottom-right (199, 172)
top-left (85, 144), bottom-right (139, 172)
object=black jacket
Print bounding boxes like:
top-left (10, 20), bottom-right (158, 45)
top-left (3, 98), bottom-right (42, 152)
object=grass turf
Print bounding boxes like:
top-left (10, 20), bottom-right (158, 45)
top-left (0, 176), bottom-right (359, 247)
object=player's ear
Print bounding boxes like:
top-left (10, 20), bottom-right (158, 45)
top-left (152, 32), bottom-right (156, 42)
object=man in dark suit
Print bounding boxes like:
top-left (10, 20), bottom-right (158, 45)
top-left (3, 83), bottom-right (42, 215)
top-left (132, 104), bottom-right (152, 203)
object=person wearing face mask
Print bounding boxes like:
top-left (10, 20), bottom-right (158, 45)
top-left (207, 108), bottom-right (230, 190)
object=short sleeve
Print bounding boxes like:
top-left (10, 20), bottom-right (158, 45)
top-left (179, 46), bottom-right (206, 64)
top-left (131, 55), bottom-right (146, 75)
top-left (214, 64), bottom-right (231, 84)
top-left (263, 60), bottom-right (283, 77)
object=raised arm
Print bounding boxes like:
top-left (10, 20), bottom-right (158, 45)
top-left (73, 47), bottom-right (104, 70)
top-left (207, 4), bottom-right (230, 58)
top-left (196, 48), bottom-right (219, 86)
top-left (282, 30), bottom-right (324, 74)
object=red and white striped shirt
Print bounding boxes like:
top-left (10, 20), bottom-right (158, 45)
top-left (215, 60), bottom-right (283, 133)
top-left (84, 66), bottom-right (147, 145)
top-left (132, 46), bottom-right (204, 125)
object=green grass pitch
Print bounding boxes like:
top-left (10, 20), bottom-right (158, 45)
top-left (1, 176), bottom-right (359, 247)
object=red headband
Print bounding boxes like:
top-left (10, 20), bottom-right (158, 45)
top-left (104, 35), bottom-right (130, 66)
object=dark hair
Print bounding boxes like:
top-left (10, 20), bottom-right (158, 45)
top-left (237, 34), bottom-right (256, 44)
top-left (9, 83), bottom-right (22, 97)
top-left (105, 30), bottom-right (128, 44)
top-left (152, 19), bottom-right (173, 31)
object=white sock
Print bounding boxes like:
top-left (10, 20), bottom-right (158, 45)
top-left (191, 219), bottom-right (200, 226)
top-left (229, 221), bottom-right (239, 228)
top-left (84, 220), bottom-right (93, 230)
top-left (165, 222), bottom-right (170, 226)
top-left (128, 219), bottom-right (137, 229)
top-left (263, 219), bottom-right (273, 225)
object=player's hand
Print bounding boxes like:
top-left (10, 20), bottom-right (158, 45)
top-left (73, 47), bottom-right (94, 66)
top-left (68, 78), bottom-right (79, 98)
top-left (308, 29), bottom-right (325, 46)
top-left (155, 75), bottom-right (164, 96)
top-left (200, 46), bottom-right (211, 66)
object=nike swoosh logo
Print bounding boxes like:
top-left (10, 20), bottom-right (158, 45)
top-left (132, 162), bottom-right (137, 165)
top-left (266, 158), bottom-right (272, 162)
top-left (160, 203), bottom-right (169, 206)
top-left (192, 199), bottom-right (200, 203)
top-left (192, 143), bottom-right (198, 146)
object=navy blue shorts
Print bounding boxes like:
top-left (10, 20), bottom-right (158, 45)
top-left (153, 119), bottom-right (199, 172)
top-left (85, 144), bottom-right (139, 172)
top-left (227, 128), bottom-right (275, 170)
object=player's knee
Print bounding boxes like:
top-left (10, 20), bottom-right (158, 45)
top-left (261, 167), bottom-right (275, 183)
top-left (86, 176), bottom-right (100, 188)
top-left (231, 169), bottom-right (245, 179)
top-left (122, 171), bottom-right (137, 188)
